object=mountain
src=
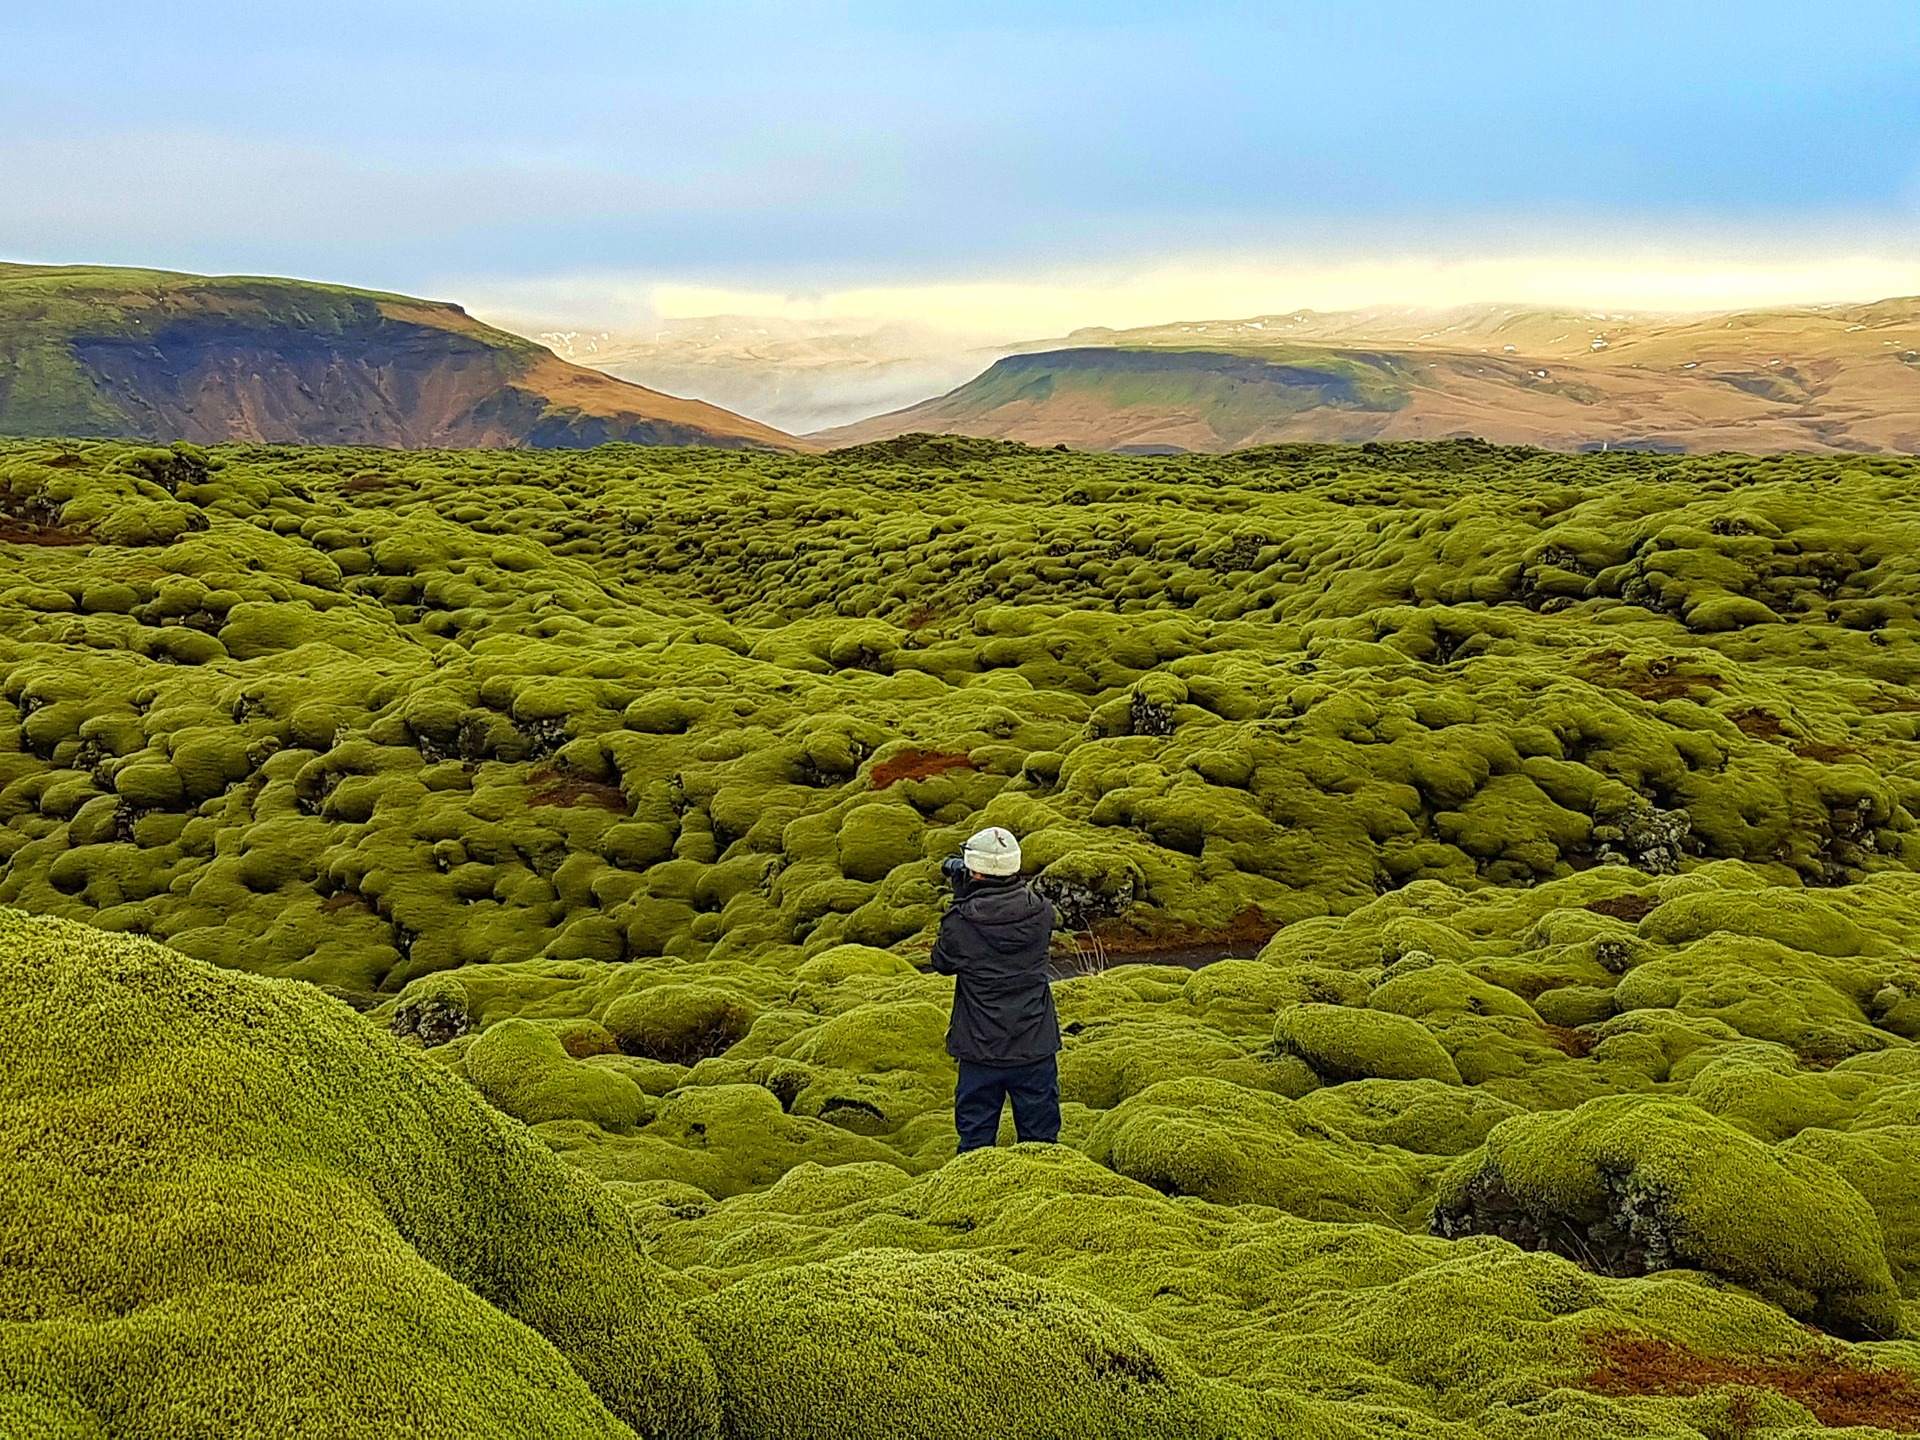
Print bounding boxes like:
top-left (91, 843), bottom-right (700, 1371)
top-left (533, 315), bottom-right (1016, 434)
top-left (0, 263), bottom-right (798, 450)
top-left (814, 299), bottom-right (1920, 453)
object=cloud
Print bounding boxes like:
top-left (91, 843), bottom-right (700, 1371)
top-left (0, 130), bottom-right (856, 274)
top-left (457, 239), bottom-right (1920, 341)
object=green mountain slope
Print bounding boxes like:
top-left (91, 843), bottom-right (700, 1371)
top-left (0, 262), bottom-right (798, 450)
top-left (905, 346), bottom-right (1415, 452)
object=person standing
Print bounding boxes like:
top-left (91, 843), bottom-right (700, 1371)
top-left (929, 826), bottom-right (1061, 1151)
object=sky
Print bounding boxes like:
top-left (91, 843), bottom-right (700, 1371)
top-left (4, 1), bottom-right (1920, 335)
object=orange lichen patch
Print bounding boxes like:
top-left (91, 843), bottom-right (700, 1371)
top-left (1582, 1334), bottom-right (1920, 1433)
top-left (528, 769), bottom-right (631, 813)
top-left (871, 749), bottom-right (977, 789)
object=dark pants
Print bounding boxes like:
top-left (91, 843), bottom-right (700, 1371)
top-left (954, 1055), bottom-right (1061, 1151)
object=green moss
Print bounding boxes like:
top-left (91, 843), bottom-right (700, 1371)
top-left (1086, 1076), bottom-right (1440, 1223)
top-left (1638, 890), bottom-right (1887, 958)
top-left (7, 438), bottom-right (1920, 1425)
top-left (1784, 1123), bottom-right (1920, 1296)
top-left (465, 1018), bottom-right (651, 1130)
top-left (0, 908), bottom-right (717, 1438)
top-left (1614, 933), bottom-right (1894, 1062)
top-left (1273, 1003), bottom-right (1463, 1085)
top-left (1434, 1094), bottom-right (1903, 1340)
top-left (603, 984), bottom-right (759, 1065)
top-left (687, 1248), bottom-right (1278, 1440)
top-left (550, 1083), bottom-right (909, 1199)
top-left (1368, 962), bottom-right (1541, 1022)
top-left (834, 801), bottom-right (927, 884)
top-left (111, 762), bottom-right (184, 809)
top-left (1296, 1079), bottom-right (1527, 1156)
top-left (645, 1141), bottom-right (1867, 1438)
top-left (793, 943), bottom-right (918, 987)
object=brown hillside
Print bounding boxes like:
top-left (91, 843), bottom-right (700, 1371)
top-left (0, 263), bottom-right (801, 451)
top-left (816, 298), bottom-right (1920, 453)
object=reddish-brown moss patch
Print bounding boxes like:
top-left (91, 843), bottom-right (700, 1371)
top-left (871, 748), bottom-right (976, 789)
top-left (1582, 1334), bottom-right (1920, 1432)
top-left (528, 768), bottom-right (631, 812)
top-left (1729, 706), bottom-right (1784, 738)
top-left (0, 515), bottom-right (90, 546)
top-left (1580, 650), bottom-right (1728, 701)
top-left (1793, 739), bottom-right (1860, 763)
top-left (1585, 894), bottom-right (1663, 923)
top-left (1059, 907), bottom-right (1281, 968)
top-left (1541, 1024), bottom-right (1598, 1058)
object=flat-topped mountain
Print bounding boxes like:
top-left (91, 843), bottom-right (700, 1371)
top-left (0, 263), bottom-right (798, 450)
top-left (814, 298), bottom-right (1920, 453)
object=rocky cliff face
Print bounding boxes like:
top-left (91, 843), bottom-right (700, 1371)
top-left (0, 263), bottom-right (798, 450)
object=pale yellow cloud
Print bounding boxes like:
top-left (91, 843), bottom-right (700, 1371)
top-left (651, 254), bottom-right (1920, 336)
top-left (463, 245), bottom-right (1920, 342)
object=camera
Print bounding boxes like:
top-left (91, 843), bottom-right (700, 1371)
top-left (940, 856), bottom-right (972, 895)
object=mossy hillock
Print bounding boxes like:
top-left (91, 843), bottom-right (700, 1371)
top-left (8, 436), bottom-right (1920, 1435)
top-left (1434, 1094), bottom-right (1906, 1340)
top-left (0, 909), bottom-right (717, 1439)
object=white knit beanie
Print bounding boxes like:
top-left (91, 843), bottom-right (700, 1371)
top-left (962, 825), bottom-right (1021, 877)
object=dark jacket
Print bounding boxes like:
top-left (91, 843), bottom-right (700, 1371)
top-left (929, 875), bottom-right (1060, 1065)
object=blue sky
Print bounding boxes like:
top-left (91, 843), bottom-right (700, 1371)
top-left (3, 2), bottom-right (1918, 327)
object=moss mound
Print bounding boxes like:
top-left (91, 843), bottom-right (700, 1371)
top-left (604, 984), bottom-right (758, 1064)
top-left (0, 909), bottom-right (717, 1439)
top-left (1273, 1003), bottom-right (1464, 1084)
top-left (1434, 1094), bottom-right (1904, 1340)
top-left (650, 1144), bottom-right (1900, 1438)
top-left (688, 1248), bottom-right (1275, 1440)
top-left (1085, 1076), bottom-right (1440, 1222)
top-left (466, 1017), bottom-right (652, 1129)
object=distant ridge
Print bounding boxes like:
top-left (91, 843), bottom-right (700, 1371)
top-left (0, 262), bottom-right (799, 451)
top-left (814, 298), bottom-right (1920, 454)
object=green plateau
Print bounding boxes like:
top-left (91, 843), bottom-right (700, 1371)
top-left (0, 261), bottom-right (797, 451)
top-left (6, 432), bottom-right (1920, 1437)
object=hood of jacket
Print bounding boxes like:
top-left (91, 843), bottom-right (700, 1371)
top-left (956, 877), bottom-right (1053, 952)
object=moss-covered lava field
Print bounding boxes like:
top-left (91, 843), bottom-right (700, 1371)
top-left (7, 433), bottom-right (1920, 1437)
